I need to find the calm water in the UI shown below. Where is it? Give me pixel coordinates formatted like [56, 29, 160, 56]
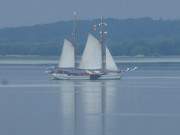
[0, 63, 180, 135]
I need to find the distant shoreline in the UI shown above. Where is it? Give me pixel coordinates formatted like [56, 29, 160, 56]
[1, 55, 180, 64]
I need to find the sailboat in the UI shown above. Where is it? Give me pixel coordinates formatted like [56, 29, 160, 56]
[50, 34, 121, 80]
[49, 17, 122, 80]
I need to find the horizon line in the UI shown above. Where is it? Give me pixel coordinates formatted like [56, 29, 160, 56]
[1, 17, 180, 29]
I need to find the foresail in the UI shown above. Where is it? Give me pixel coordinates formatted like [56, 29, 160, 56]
[106, 47, 118, 71]
[79, 34, 102, 70]
[58, 39, 75, 68]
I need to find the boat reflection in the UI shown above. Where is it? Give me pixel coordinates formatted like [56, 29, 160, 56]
[58, 80, 117, 135]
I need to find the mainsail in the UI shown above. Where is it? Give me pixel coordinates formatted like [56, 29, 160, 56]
[58, 39, 75, 68]
[79, 34, 118, 71]
[79, 34, 102, 70]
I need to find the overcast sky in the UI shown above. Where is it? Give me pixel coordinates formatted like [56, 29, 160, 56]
[0, 0, 180, 28]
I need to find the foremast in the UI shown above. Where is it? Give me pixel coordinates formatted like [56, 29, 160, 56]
[72, 11, 78, 68]
[99, 17, 108, 71]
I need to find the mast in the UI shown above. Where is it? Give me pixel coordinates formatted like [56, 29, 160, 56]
[72, 11, 78, 68]
[99, 17, 108, 71]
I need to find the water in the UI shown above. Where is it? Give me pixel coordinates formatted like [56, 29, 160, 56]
[0, 63, 180, 135]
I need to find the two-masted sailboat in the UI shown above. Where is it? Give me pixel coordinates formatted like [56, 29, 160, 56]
[48, 16, 122, 80]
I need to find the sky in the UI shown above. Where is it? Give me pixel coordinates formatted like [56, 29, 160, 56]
[0, 0, 180, 28]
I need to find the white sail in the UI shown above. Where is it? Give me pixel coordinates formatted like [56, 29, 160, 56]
[58, 39, 75, 68]
[79, 34, 118, 71]
[79, 34, 102, 70]
[106, 47, 118, 71]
